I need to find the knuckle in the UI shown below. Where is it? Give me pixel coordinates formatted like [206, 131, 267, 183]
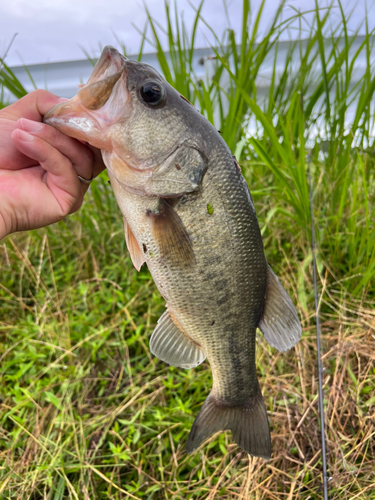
[49, 125, 63, 145]
[34, 89, 52, 100]
[37, 139, 56, 164]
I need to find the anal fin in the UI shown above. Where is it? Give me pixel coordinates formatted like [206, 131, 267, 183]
[258, 265, 302, 351]
[150, 308, 206, 369]
[123, 217, 145, 271]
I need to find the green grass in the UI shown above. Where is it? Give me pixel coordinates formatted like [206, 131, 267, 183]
[1, 1, 375, 498]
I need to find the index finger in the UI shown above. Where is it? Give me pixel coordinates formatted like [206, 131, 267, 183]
[0, 90, 67, 123]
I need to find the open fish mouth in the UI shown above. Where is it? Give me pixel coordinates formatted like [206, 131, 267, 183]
[43, 46, 129, 149]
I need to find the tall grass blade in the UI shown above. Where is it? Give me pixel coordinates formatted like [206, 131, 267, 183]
[0, 60, 28, 100]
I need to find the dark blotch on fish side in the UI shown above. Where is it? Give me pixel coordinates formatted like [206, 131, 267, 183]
[203, 255, 222, 266]
[200, 271, 216, 282]
[228, 334, 244, 380]
[216, 295, 229, 306]
[143, 244, 147, 253]
[175, 163, 181, 170]
[214, 279, 228, 291]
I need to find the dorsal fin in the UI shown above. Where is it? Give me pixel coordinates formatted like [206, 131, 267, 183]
[258, 265, 302, 351]
[150, 308, 206, 369]
[123, 217, 145, 271]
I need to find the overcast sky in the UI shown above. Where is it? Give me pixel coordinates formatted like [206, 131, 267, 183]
[0, 0, 373, 67]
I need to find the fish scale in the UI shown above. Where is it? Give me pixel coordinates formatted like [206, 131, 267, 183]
[44, 45, 302, 459]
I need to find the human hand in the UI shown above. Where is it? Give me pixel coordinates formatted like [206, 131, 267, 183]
[0, 89, 105, 240]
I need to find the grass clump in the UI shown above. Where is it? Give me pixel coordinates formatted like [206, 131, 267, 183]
[1, 0, 375, 498]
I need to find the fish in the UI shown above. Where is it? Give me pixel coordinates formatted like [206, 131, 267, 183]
[44, 45, 302, 460]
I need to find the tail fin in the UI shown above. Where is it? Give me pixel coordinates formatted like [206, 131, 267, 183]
[186, 381, 271, 460]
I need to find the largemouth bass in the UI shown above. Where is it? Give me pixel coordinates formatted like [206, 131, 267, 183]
[44, 46, 302, 459]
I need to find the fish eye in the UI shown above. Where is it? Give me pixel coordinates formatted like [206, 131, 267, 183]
[140, 81, 164, 106]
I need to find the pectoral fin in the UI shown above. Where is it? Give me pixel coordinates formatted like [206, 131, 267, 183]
[123, 217, 145, 271]
[147, 198, 195, 266]
[258, 265, 302, 351]
[150, 308, 206, 369]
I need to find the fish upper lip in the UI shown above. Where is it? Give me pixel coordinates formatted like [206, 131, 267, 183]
[44, 46, 127, 123]
[43, 46, 129, 146]
[85, 45, 127, 86]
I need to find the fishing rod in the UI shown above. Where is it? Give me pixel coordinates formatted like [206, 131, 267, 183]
[307, 157, 328, 500]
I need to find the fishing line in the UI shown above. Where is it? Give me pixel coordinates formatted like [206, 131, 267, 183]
[307, 159, 328, 500]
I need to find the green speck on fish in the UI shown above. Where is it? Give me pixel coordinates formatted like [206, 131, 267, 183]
[207, 203, 214, 215]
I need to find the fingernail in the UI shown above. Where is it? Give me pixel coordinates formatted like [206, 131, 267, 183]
[58, 97, 69, 102]
[16, 129, 35, 142]
[20, 118, 43, 133]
